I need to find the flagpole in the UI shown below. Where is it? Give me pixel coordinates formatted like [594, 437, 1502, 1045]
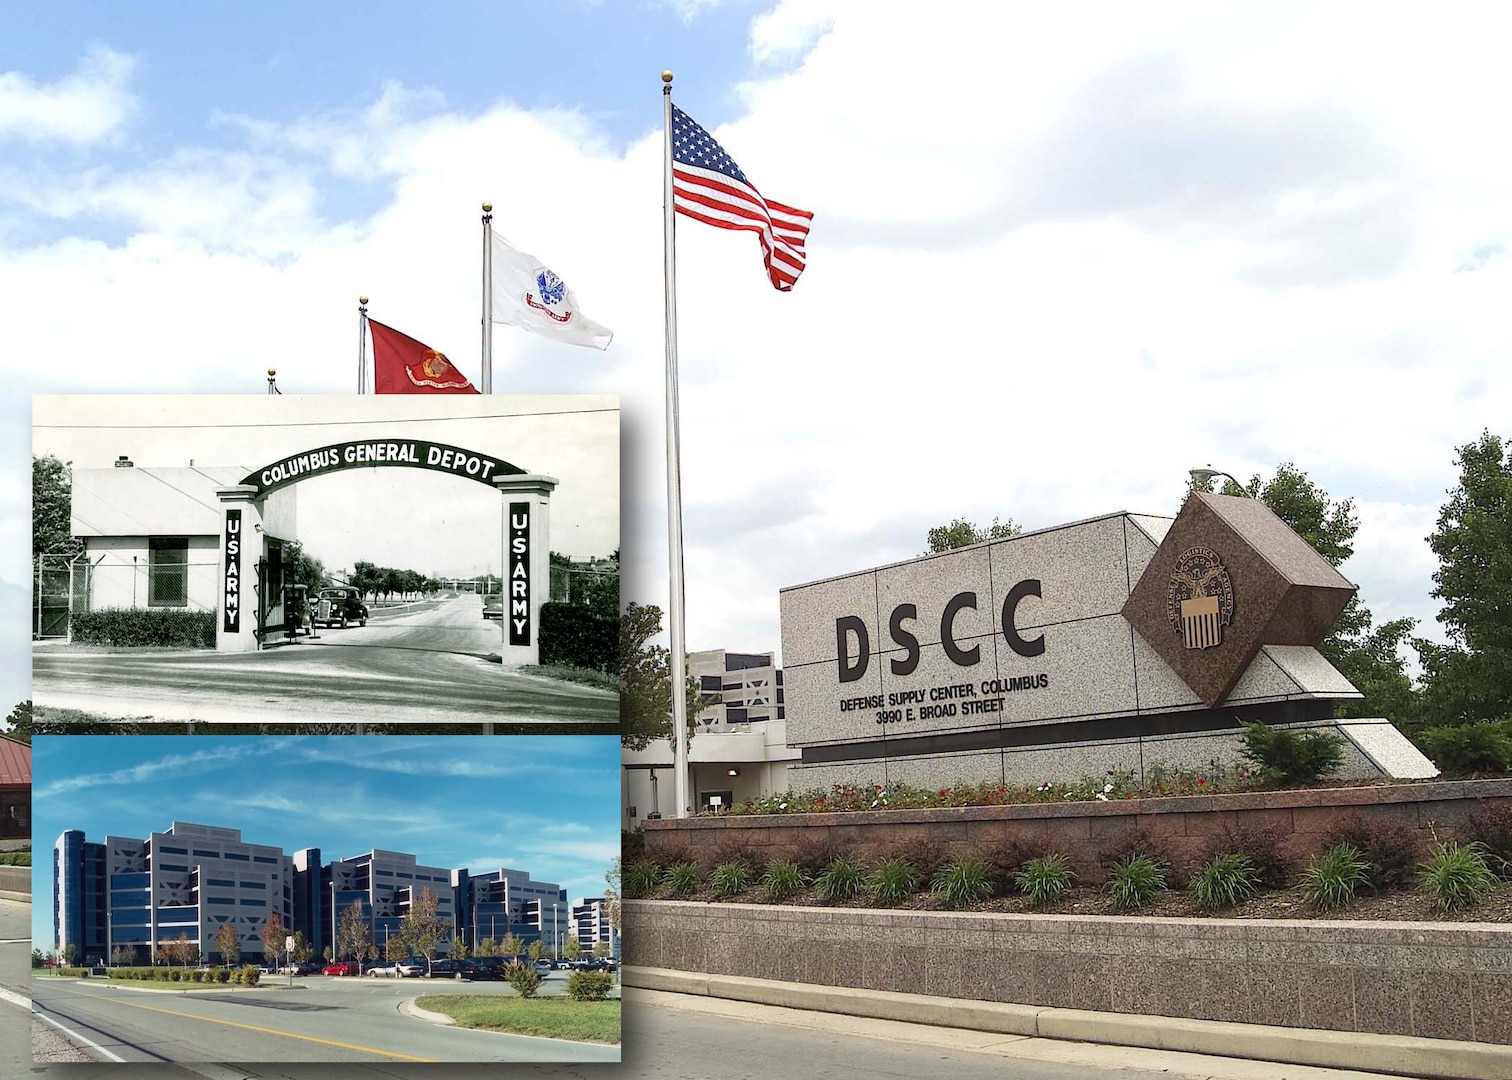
[662, 70, 691, 820]
[357, 296, 369, 393]
[482, 202, 494, 394]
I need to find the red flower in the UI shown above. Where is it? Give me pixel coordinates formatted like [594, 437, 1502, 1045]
[1196, 778, 1207, 787]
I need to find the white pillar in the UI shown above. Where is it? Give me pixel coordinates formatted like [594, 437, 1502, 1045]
[215, 486, 265, 653]
[492, 474, 558, 666]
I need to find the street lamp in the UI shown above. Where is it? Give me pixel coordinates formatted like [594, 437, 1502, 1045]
[1189, 466, 1249, 496]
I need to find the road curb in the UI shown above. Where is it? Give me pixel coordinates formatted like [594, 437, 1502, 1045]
[0, 889, 30, 902]
[400, 997, 456, 1025]
[622, 966, 1512, 1080]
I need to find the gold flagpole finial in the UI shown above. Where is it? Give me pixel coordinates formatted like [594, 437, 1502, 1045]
[662, 70, 674, 85]
[482, 202, 492, 213]
[358, 295, 368, 307]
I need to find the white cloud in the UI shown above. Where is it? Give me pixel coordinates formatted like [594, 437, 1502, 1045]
[748, 0, 834, 64]
[0, 45, 137, 145]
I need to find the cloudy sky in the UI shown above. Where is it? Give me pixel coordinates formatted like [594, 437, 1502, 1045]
[30, 734, 621, 950]
[6, 2, 1511, 712]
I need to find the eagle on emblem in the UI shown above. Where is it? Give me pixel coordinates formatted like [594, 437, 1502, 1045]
[535, 269, 567, 306]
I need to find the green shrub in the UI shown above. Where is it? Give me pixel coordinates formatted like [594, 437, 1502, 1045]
[1237, 722, 1346, 784]
[1300, 843, 1369, 910]
[1206, 823, 1292, 889]
[0, 852, 32, 866]
[931, 857, 995, 909]
[537, 603, 617, 671]
[216, 968, 231, 983]
[623, 859, 661, 898]
[709, 860, 754, 897]
[1104, 854, 1166, 910]
[1418, 721, 1512, 776]
[1418, 842, 1500, 911]
[760, 858, 807, 900]
[70, 608, 217, 648]
[661, 861, 701, 897]
[1192, 853, 1260, 910]
[241, 965, 262, 986]
[1318, 813, 1421, 891]
[566, 969, 614, 1001]
[867, 857, 921, 907]
[1016, 854, 1075, 906]
[504, 959, 542, 998]
[169, 968, 182, 981]
[813, 855, 867, 902]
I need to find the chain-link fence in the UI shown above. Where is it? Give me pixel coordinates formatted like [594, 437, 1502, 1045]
[34, 551, 90, 639]
[548, 565, 618, 605]
[35, 553, 223, 639]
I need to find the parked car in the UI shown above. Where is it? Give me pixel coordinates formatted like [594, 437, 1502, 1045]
[458, 959, 503, 982]
[322, 962, 357, 976]
[532, 959, 554, 974]
[482, 593, 503, 620]
[423, 959, 464, 978]
[365, 962, 400, 977]
[314, 587, 368, 629]
[394, 961, 424, 978]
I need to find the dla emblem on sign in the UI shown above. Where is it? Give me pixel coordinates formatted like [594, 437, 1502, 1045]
[525, 267, 574, 324]
[1166, 547, 1235, 650]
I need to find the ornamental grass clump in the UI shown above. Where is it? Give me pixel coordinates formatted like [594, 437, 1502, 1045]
[708, 860, 754, 897]
[661, 861, 701, 898]
[1418, 841, 1500, 912]
[1016, 854, 1075, 907]
[813, 855, 867, 902]
[1299, 843, 1369, 911]
[623, 859, 661, 899]
[931, 857, 994, 909]
[1191, 853, 1260, 910]
[1103, 854, 1166, 911]
[760, 858, 807, 901]
[867, 857, 921, 907]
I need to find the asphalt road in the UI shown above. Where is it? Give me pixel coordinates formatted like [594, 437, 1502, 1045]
[29, 970, 620, 1063]
[1, 898, 36, 1077]
[32, 596, 616, 731]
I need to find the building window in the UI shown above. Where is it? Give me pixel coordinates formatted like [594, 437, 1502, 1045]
[148, 537, 189, 608]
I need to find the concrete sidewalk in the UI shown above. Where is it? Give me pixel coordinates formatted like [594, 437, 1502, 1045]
[623, 966, 1512, 1080]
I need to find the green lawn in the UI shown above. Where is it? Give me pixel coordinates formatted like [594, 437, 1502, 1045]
[413, 995, 620, 1044]
[518, 664, 617, 691]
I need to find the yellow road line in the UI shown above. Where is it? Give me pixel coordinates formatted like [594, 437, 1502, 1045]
[43, 986, 438, 1062]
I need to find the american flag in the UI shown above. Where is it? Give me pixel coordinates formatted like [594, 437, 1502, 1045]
[671, 104, 813, 291]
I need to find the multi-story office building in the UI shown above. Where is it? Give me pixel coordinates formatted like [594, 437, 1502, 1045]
[622, 648, 802, 822]
[570, 896, 615, 955]
[308, 849, 456, 960]
[452, 867, 567, 952]
[55, 821, 293, 967]
[55, 824, 569, 966]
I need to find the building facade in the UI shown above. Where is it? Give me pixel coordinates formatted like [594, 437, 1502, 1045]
[570, 896, 616, 954]
[452, 867, 568, 952]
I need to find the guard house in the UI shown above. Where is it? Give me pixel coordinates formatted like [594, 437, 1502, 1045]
[68, 459, 299, 641]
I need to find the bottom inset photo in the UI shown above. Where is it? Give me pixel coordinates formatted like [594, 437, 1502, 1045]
[30, 734, 621, 1064]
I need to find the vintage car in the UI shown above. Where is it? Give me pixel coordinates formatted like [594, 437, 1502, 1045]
[314, 587, 368, 629]
[482, 592, 503, 620]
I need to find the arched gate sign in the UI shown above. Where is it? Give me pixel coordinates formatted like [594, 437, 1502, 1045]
[216, 441, 556, 666]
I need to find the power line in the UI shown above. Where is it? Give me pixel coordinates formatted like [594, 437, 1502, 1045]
[35, 406, 619, 431]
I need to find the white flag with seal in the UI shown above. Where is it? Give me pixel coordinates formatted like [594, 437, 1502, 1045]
[490, 234, 613, 350]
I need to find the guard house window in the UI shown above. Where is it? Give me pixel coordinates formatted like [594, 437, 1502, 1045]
[148, 537, 189, 607]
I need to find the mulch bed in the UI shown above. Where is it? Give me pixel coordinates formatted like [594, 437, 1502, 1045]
[649, 882, 1512, 922]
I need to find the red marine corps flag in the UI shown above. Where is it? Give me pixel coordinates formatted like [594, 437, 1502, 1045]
[368, 318, 479, 395]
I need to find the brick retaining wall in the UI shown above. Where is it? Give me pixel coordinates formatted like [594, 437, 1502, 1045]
[624, 899, 1512, 1043]
[641, 778, 1512, 878]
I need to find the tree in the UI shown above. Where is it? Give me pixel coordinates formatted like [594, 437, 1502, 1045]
[923, 516, 1020, 554]
[336, 901, 369, 969]
[527, 939, 544, 962]
[33, 455, 84, 566]
[448, 934, 469, 960]
[61, 943, 79, 968]
[1190, 463, 1418, 728]
[593, 939, 612, 958]
[322, 945, 333, 964]
[215, 923, 240, 966]
[498, 933, 525, 956]
[112, 944, 134, 967]
[476, 936, 498, 957]
[398, 886, 446, 962]
[563, 936, 582, 962]
[260, 912, 286, 970]
[621, 602, 719, 751]
[604, 858, 621, 956]
[3, 701, 30, 744]
[290, 931, 314, 966]
[1415, 431, 1512, 727]
[385, 935, 409, 961]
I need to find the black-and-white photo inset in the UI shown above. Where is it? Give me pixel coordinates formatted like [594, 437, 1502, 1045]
[32, 394, 619, 732]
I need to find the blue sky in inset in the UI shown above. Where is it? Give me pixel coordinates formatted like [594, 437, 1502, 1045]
[30, 734, 620, 950]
